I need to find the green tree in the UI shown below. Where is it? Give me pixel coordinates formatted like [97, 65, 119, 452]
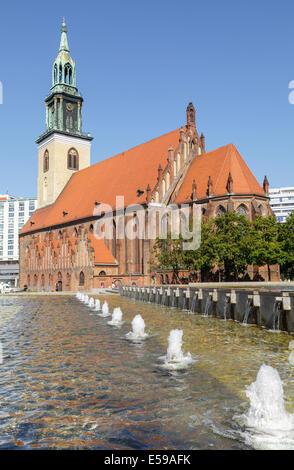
[278, 211, 294, 280]
[184, 218, 218, 281]
[184, 211, 252, 281]
[249, 216, 285, 281]
[211, 211, 252, 280]
[150, 233, 185, 283]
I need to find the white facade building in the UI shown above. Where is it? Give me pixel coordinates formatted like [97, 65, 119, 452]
[0, 194, 37, 286]
[269, 187, 294, 223]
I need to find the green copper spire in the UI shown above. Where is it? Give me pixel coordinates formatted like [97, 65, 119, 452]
[51, 19, 76, 88]
[59, 17, 70, 53]
[37, 19, 93, 144]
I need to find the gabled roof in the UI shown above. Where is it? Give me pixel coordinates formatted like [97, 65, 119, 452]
[21, 128, 181, 234]
[29, 235, 117, 266]
[87, 234, 117, 265]
[175, 144, 264, 203]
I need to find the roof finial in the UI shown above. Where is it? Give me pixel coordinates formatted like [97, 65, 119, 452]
[59, 18, 69, 51]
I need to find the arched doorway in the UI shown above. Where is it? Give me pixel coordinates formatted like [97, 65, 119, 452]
[66, 273, 71, 290]
[79, 271, 85, 287]
[57, 272, 62, 292]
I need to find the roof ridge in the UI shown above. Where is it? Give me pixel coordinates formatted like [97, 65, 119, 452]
[214, 144, 232, 190]
[76, 126, 182, 175]
[231, 145, 260, 190]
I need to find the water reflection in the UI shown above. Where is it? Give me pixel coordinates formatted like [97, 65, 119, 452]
[0, 295, 293, 449]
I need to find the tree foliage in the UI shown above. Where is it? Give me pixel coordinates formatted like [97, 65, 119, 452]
[151, 211, 292, 282]
[279, 211, 294, 280]
[150, 233, 185, 283]
[249, 216, 285, 281]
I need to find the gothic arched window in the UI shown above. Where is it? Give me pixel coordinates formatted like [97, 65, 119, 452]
[79, 271, 85, 286]
[59, 64, 63, 83]
[237, 204, 248, 217]
[64, 63, 72, 85]
[67, 148, 79, 170]
[54, 64, 58, 84]
[216, 206, 226, 218]
[43, 150, 49, 172]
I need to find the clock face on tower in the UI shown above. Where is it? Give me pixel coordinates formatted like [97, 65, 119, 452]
[66, 102, 74, 112]
[63, 101, 78, 132]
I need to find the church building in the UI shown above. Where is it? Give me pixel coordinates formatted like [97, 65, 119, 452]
[19, 21, 275, 291]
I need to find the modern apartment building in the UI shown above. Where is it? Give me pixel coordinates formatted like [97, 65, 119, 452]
[0, 194, 37, 286]
[269, 187, 294, 223]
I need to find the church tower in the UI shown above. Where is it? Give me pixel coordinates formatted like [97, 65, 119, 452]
[36, 19, 93, 208]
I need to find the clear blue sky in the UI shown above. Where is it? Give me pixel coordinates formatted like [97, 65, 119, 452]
[0, 0, 293, 197]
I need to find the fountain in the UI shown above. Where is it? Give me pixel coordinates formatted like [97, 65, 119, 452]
[203, 294, 212, 317]
[108, 307, 124, 326]
[171, 292, 177, 308]
[190, 292, 198, 313]
[126, 314, 148, 340]
[160, 329, 194, 370]
[83, 294, 89, 304]
[98, 301, 111, 317]
[181, 295, 187, 311]
[88, 297, 95, 308]
[288, 341, 294, 365]
[272, 299, 283, 331]
[240, 364, 294, 449]
[243, 298, 253, 325]
[223, 296, 230, 320]
[95, 299, 101, 311]
[155, 290, 160, 304]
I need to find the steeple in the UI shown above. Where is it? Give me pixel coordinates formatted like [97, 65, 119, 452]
[52, 19, 76, 89]
[36, 19, 94, 140]
[59, 18, 69, 53]
[36, 20, 93, 209]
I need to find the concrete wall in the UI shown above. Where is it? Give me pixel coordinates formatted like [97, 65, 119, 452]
[121, 284, 294, 333]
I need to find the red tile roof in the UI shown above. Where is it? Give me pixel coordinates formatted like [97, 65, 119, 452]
[20, 128, 181, 234]
[175, 144, 264, 203]
[87, 234, 117, 265]
[31, 235, 117, 266]
[20, 136, 264, 237]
